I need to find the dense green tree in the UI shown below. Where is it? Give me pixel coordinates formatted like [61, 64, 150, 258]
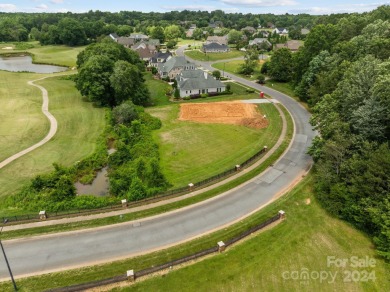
[76, 55, 115, 106]
[77, 40, 139, 67]
[110, 60, 151, 106]
[212, 70, 221, 79]
[268, 48, 293, 82]
[150, 26, 165, 42]
[112, 101, 139, 126]
[57, 17, 87, 46]
[227, 29, 243, 45]
[192, 28, 204, 40]
[164, 24, 181, 41]
[116, 25, 133, 36]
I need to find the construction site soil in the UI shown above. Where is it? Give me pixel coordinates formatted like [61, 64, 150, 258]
[179, 101, 269, 129]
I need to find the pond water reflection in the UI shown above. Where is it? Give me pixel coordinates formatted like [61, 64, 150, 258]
[75, 167, 109, 197]
[0, 55, 68, 73]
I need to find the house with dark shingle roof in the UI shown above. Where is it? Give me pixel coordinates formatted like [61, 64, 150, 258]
[202, 42, 230, 53]
[248, 38, 272, 50]
[272, 28, 289, 35]
[176, 69, 226, 97]
[157, 56, 196, 79]
[131, 42, 158, 61]
[205, 35, 228, 46]
[149, 51, 172, 67]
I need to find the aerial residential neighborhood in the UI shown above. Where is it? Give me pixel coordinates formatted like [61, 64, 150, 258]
[0, 1, 388, 291]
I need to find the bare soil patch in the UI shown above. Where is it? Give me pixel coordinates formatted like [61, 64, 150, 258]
[179, 101, 268, 129]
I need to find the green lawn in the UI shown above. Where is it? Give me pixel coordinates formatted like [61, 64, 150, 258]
[118, 175, 390, 292]
[185, 49, 245, 62]
[147, 99, 282, 188]
[144, 72, 172, 106]
[177, 39, 203, 48]
[213, 59, 263, 80]
[0, 72, 51, 163]
[0, 75, 106, 201]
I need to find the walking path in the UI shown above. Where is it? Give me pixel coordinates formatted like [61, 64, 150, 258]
[0, 77, 57, 170]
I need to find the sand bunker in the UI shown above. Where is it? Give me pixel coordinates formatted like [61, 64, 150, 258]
[179, 101, 268, 129]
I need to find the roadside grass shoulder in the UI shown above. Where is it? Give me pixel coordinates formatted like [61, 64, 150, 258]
[265, 79, 310, 112]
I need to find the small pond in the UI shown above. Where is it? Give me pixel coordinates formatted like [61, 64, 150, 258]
[0, 55, 68, 73]
[75, 167, 109, 197]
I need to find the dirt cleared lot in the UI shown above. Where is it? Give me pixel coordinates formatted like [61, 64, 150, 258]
[179, 101, 268, 129]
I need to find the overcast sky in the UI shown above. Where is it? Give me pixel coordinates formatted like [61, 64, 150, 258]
[0, 0, 389, 15]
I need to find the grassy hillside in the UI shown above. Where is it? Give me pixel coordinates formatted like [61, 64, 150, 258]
[0, 75, 105, 200]
[0, 72, 51, 162]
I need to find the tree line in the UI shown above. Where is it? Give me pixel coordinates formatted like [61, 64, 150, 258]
[0, 10, 329, 44]
[265, 5, 390, 260]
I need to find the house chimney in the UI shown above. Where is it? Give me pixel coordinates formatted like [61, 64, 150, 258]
[204, 72, 208, 79]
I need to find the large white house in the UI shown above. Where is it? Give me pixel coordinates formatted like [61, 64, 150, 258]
[176, 70, 226, 97]
[157, 56, 196, 80]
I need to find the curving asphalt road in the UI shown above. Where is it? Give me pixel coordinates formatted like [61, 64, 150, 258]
[0, 50, 315, 280]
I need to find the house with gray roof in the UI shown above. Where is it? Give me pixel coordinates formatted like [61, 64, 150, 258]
[129, 33, 149, 42]
[202, 42, 230, 53]
[272, 28, 289, 35]
[206, 35, 228, 46]
[176, 69, 226, 97]
[248, 38, 272, 50]
[149, 51, 173, 67]
[157, 56, 196, 80]
[275, 40, 303, 52]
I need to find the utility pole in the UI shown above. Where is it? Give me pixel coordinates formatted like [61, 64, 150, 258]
[0, 219, 17, 291]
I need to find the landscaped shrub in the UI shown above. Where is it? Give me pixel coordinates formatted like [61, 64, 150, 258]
[190, 93, 201, 99]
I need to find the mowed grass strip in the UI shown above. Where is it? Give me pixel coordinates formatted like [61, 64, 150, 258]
[213, 59, 264, 80]
[0, 72, 51, 162]
[184, 49, 245, 61]
[147, 101, 281, 188]
[0, 75, 105, 199]
[144, 73, 171, 106]
[113, 175, 390, 292]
